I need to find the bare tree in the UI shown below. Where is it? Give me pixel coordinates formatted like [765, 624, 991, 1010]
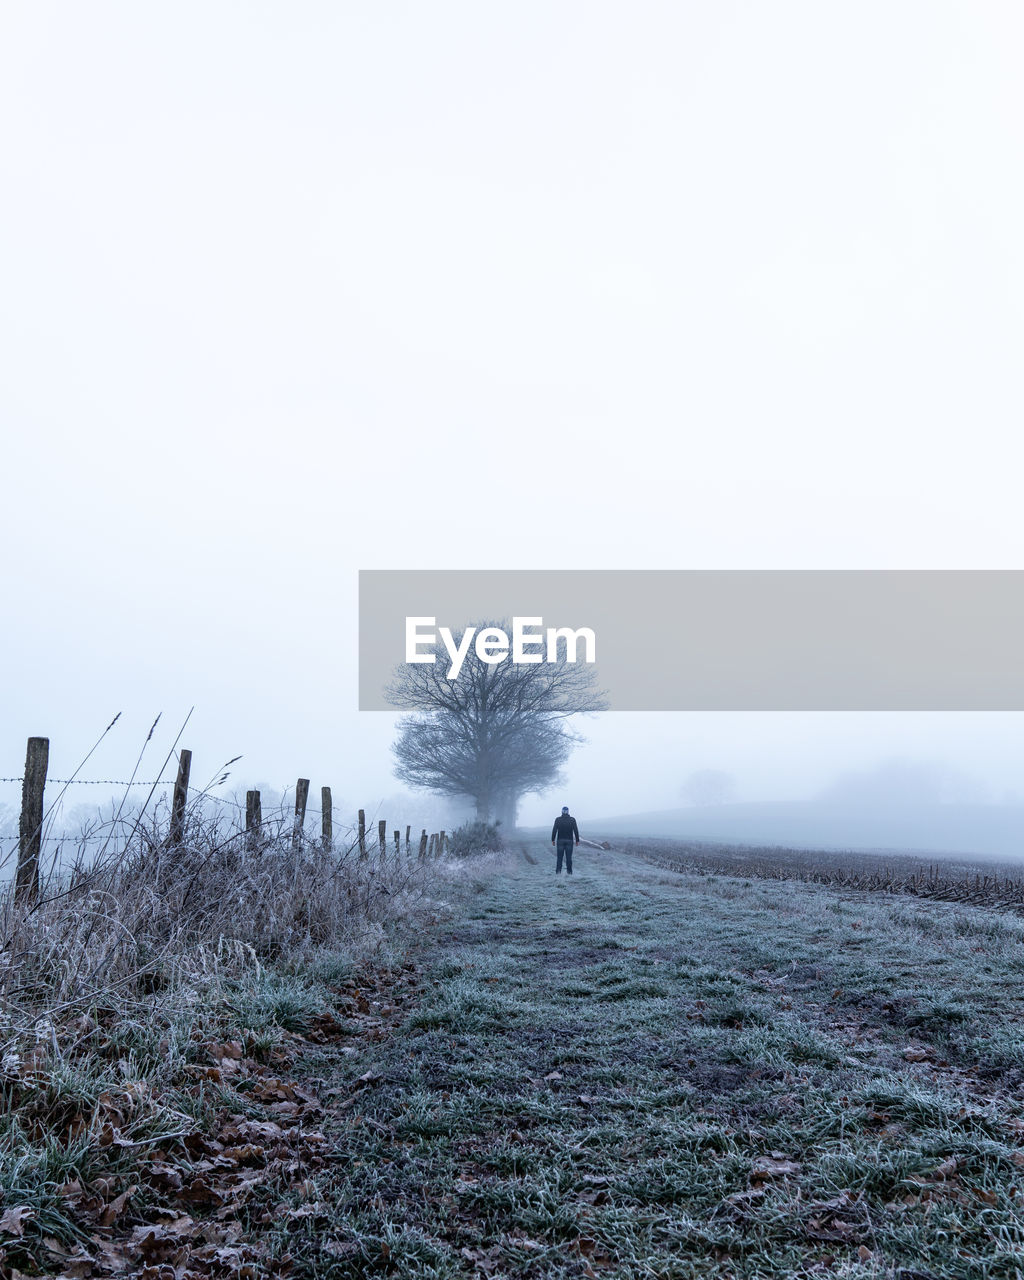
[680, 768, 736, 807]
[387, 621, 607, 826]
[392, 714, 573, 828]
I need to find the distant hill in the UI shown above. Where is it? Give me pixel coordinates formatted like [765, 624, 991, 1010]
[565, 800, 1024, 861]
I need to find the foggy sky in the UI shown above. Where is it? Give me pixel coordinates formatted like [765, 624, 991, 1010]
[2, 4, 1023, 848]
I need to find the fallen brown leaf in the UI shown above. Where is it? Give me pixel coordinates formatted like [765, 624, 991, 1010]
[99, 1184, 137, 1228]
[0, 1205, 35, 1237]
[751, 1155, 801, 1180]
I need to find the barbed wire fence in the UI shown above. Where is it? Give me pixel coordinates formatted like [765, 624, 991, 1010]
[0, 777, 171, 786]
[1, 736, 450, 906]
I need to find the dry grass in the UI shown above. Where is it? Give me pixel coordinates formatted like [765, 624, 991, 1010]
[0, 796, 477, 1275]
[1, 802, 450, 1048]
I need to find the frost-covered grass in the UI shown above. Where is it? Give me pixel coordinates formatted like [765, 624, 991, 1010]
[6, 834, 1024, 1277]
[277, 845, 1024, 1279]
[0, 805, 463, 1275]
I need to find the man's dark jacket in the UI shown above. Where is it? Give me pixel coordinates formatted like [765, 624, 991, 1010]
[551, 813, 580, 843]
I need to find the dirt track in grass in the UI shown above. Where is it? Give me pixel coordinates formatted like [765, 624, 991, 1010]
[275, 844, 1024, 1278]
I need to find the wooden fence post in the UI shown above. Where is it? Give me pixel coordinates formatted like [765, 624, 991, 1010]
[169, 749, 192, 847]
[358, 809, 367, 858]
[405, 824, 411, 849]
[321, 786, 332, 850]
[394, 829, 400, 852]
[245, 789, 262, 849]
[293, 778, 309, 850]
[419, 829, 428, 859]
[15, 736, 48, 906]
[440, 829, 446, 855]
[378, 818, 387, 855]
[428, 833, 436, 857]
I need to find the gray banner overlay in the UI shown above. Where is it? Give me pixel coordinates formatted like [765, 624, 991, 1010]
[359, 571, 1024, 711]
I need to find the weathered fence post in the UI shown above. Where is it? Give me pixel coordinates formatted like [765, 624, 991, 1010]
[245, 789, 262, 849]
[440, 829, 446, 855]
[169, 748, 192, 847]
[358, 809, 367, 858]
[428, 833, 436, 857]
[321, 787, 332, 850]
[293, 778, 309, 851]
[419, 829, 428, 860]
[405, 824, 411, 849]
[394, 829, 400, 852]
[378, 818, 387, 855]
[15, 736, 48, 906]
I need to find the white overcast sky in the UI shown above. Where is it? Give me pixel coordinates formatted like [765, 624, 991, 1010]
[2, 3, 1023, 831]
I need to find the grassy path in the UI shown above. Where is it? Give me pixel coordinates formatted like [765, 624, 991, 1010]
[281, 844, 1024, 1279]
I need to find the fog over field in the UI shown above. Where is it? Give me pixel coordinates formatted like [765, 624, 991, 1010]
[6, 11, 1024, 1275]
[2, 4, 1023, 857]
[586, 802, 1024, 862]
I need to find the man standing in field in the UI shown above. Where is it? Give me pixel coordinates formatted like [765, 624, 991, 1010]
[551, 805, 580, 876]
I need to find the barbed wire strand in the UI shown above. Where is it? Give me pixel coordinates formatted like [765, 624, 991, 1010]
[0, 777, 174, 786]
[0, 782, 343, 817]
